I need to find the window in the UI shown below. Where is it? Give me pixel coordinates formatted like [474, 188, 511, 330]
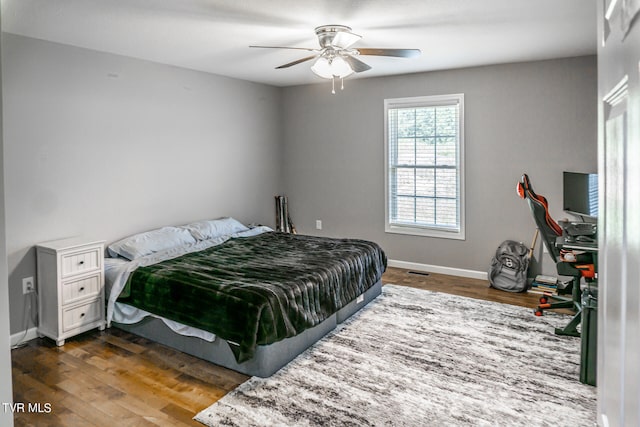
[384, 94, 465, 239]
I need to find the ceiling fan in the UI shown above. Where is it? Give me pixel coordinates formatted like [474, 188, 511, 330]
[250, 25, 421, 93]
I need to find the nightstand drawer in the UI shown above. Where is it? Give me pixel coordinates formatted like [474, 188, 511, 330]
[62, 274, 101, 305]
[61, 247, 101, 278]
[62, 299, 102, 332]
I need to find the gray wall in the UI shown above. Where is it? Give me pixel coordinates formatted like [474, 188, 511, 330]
[0, 14, 16, 427]
[281, 56, 597, 275]
[2, 34, 282, 334]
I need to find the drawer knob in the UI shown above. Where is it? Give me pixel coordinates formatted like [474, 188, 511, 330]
[79, 287, 85, 292]
[79, 261, 85, 265]
[80, 313, 85, 317]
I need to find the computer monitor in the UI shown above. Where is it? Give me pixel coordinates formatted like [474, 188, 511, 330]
[563, 171, 598, 218]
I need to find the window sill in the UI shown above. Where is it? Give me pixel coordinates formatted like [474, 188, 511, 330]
[385, 224, 465, 240]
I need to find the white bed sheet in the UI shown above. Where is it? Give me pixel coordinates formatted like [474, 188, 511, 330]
[104, 226, 273, 340]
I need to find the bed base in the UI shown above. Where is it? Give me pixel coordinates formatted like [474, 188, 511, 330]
[113, 280, 382, 377]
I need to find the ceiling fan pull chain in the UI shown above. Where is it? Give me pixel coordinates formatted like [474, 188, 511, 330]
[332, 76, 336, 94]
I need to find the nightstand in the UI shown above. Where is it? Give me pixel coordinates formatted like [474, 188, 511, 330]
[36, 237, 106, 346]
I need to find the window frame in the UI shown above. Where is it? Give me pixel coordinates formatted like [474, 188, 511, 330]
[384, 94, 465, 240]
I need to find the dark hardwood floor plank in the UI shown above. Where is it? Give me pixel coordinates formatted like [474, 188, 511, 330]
[129, 337, 249, 390]
[55, 412, 101, 427]
[12, 366, 68, 405]
[55, 368, 125, 404]
[115, 397, 197, 427]
[53, 350, 172, 410]
[12, 366, 104, 427]
[160, 402, 210, 427]
[11, 376, 74, 427]
[74, 341, 216, 412]
[97, 332, 148, 354]
[89, 400, 159, 427]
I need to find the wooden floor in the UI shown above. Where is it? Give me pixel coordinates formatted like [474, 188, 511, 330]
[383, 267, 543, 308]
[11, 267, 544, 426]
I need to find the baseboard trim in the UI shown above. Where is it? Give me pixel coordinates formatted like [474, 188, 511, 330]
[10, 327, 38, 348]
[388, 259, 488, 281]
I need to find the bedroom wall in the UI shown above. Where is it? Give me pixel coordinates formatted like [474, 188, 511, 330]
[2, 34, 283, 334]
[1, 19, 17, 426]
[281, 56, 597, 276]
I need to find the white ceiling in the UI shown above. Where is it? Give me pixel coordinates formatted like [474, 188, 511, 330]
[1, 0, 597, 87]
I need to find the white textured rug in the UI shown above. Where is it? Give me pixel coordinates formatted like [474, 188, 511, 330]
[195, 285, 597, 426]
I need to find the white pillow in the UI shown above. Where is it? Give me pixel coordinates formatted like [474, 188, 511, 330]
[183, 217, 249, 241]
[107, 226, 196, 260]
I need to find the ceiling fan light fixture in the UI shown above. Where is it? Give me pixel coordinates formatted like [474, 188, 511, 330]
[311, 55, 354, 79]
[250, 24, 420, 93]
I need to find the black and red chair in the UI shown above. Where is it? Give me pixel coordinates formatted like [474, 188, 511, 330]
[517, 173, 595, 337]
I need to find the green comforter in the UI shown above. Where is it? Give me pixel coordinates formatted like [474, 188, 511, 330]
[118, 232, 387, 362]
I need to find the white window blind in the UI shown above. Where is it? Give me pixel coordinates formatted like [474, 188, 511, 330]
[384, 94, 465, 239]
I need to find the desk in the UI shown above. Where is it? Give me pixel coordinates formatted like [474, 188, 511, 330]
[555, 236, 598, 253]
[555, 235, 598, 386]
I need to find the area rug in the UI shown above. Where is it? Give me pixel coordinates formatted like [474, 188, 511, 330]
[195, 285, 597, 426]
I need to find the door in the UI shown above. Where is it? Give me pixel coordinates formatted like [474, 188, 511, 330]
[597, 0, 640, 425]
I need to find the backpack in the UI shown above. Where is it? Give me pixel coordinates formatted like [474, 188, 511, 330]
[488, 240, 530, 292]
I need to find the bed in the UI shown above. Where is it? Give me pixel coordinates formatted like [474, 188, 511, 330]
[104, 218, 387, 377]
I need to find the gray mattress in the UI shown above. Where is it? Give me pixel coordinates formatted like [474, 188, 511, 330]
[113, 280, 382, 377]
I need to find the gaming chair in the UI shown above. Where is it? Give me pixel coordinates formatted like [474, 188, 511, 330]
[517, 173, 595, 337]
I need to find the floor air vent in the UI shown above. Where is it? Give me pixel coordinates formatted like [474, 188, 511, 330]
[407, 271, 430, 277]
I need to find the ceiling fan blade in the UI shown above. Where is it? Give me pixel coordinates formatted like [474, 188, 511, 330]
[357, 48, 421, 58]
[250, 45, 318, 52]
[275, 55, 318, 69]
[343, 55, 372, 73]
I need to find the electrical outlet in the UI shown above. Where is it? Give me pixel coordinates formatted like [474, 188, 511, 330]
[315, 220, 322, 230]
[22, 277, 35, 294]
